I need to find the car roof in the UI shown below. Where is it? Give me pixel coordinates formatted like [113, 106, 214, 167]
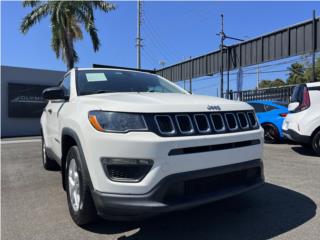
[306, 82, 320, 87]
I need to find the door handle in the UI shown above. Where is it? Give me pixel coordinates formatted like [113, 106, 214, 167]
[48, 109, 52, 114]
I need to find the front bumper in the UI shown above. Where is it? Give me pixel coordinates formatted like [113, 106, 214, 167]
[83, 128, 264, 194]
[283, 129, 310, 144]
[92, 159, 264, 220]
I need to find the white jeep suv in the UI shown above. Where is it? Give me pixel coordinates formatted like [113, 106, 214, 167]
[41, 67, 264, 226]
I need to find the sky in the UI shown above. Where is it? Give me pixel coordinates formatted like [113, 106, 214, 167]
[1, 1, 320, 96]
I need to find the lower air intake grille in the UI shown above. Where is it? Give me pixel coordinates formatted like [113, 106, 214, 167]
[164, 166, 262, 203]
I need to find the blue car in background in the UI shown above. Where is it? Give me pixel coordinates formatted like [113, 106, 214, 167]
[247, 100, 289, 143]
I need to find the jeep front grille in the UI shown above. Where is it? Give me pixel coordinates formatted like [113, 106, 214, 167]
[154, 115, 175, 135]
[224, 113, 238, 131]
[237, 112, 249, 129]
[247, 112, 258, 127]
[147, 111, 259, 137]
[194, 114, 211, 133]
[210, 113, 225, 132]
[176, 115, 194, 134]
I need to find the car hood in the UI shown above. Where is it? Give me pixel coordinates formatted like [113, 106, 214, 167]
[77, 92, 252, 113]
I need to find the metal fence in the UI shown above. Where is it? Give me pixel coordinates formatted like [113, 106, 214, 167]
[156, 16, 319, 82]
[227, 85, 296, 102]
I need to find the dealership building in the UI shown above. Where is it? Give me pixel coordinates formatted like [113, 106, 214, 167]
[1, 66, 65, 137]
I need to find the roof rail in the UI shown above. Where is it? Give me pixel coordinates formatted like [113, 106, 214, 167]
[92, 64, 156, 74]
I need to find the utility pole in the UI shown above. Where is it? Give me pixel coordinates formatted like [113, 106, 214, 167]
[226, 47, 230, 99]
[136, 0, 142, 69]
[217, 14, 244, 98]
[256, 64, 260, 88]
[189, 56, 192, 93]
[312, 9, 316, 82]
[219, 14, 225, 98]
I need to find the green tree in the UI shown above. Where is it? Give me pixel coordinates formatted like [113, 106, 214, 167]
[258, 79, 285, 89]
[258, 80, 272, 88]
[20, 0, 115, 70]
[287, 63, 307, 85]
[304, 57, 320, 82]
[270, 78, 286, 87]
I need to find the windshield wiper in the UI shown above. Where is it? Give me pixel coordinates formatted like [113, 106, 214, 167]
[80, 90, 112, 96]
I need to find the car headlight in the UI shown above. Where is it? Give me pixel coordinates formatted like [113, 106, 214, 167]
[88, 111, 148, 133]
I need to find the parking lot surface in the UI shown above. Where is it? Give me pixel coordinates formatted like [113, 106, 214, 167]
[1, 138, 319, 240]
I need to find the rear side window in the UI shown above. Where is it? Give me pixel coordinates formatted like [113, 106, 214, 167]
[248, 103, 265, 113]
[291, 84, 305, 103]
[264, 105, 277, 112]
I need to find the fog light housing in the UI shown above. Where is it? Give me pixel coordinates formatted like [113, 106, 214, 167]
[101, 158, 153, 182]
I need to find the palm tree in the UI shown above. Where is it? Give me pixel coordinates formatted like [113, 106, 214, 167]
[287, 63, 307, 85]
[20, 1, 115, 70]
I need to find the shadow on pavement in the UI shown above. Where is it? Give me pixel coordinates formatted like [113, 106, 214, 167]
[84, 183, 316, 240]
[291, 146, 317, 157]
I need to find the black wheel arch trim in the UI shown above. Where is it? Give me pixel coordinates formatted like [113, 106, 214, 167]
[311, 126, 320, 139]
[61, 128, 94, 191]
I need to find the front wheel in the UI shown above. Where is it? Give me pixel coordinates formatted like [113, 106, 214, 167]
[262, 124, 279, 144]
[312, 130, 320, 156]
[66, 146, 97, 226]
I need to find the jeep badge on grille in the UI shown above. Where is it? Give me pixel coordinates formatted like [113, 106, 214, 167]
[207, 105, 221, 111]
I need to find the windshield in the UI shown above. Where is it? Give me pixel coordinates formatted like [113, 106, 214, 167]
[77, 70, 186, 95]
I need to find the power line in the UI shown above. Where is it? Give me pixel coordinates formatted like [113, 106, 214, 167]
[143, 8, 183, 61]
[141, 48, 158, 67]
[143, 22, 180, 62]
[142, 25, 176, 63]
[242, 54, 319, 72]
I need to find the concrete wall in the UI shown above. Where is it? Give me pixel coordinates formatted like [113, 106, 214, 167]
[1, 66, 65, 137]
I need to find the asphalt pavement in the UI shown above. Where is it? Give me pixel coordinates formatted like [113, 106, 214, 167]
[1, 139, 319, 240]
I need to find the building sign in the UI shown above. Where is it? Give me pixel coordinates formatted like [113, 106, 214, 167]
[8, 83, 50, 118]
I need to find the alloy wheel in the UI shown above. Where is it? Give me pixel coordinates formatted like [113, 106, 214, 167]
[68, 158, 80, 212]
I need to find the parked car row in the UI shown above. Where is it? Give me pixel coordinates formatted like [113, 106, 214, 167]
[248, 82, 320, 156]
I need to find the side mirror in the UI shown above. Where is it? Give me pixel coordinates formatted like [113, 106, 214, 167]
[288, 102, 299, 112]
[42, 87, 68, 100]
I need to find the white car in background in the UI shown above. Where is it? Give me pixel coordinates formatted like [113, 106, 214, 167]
[41, 67, 264, 226]
[283, 82, 320, 155]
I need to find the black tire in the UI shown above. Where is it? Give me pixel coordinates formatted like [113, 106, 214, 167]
[311, 130, 320, 156]
[42, 136, 60, 170]
[65, 146, 97, 226]
[262, 124, 279, 144]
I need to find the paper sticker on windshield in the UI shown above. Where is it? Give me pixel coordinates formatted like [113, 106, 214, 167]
[85, 73, 107, 82]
